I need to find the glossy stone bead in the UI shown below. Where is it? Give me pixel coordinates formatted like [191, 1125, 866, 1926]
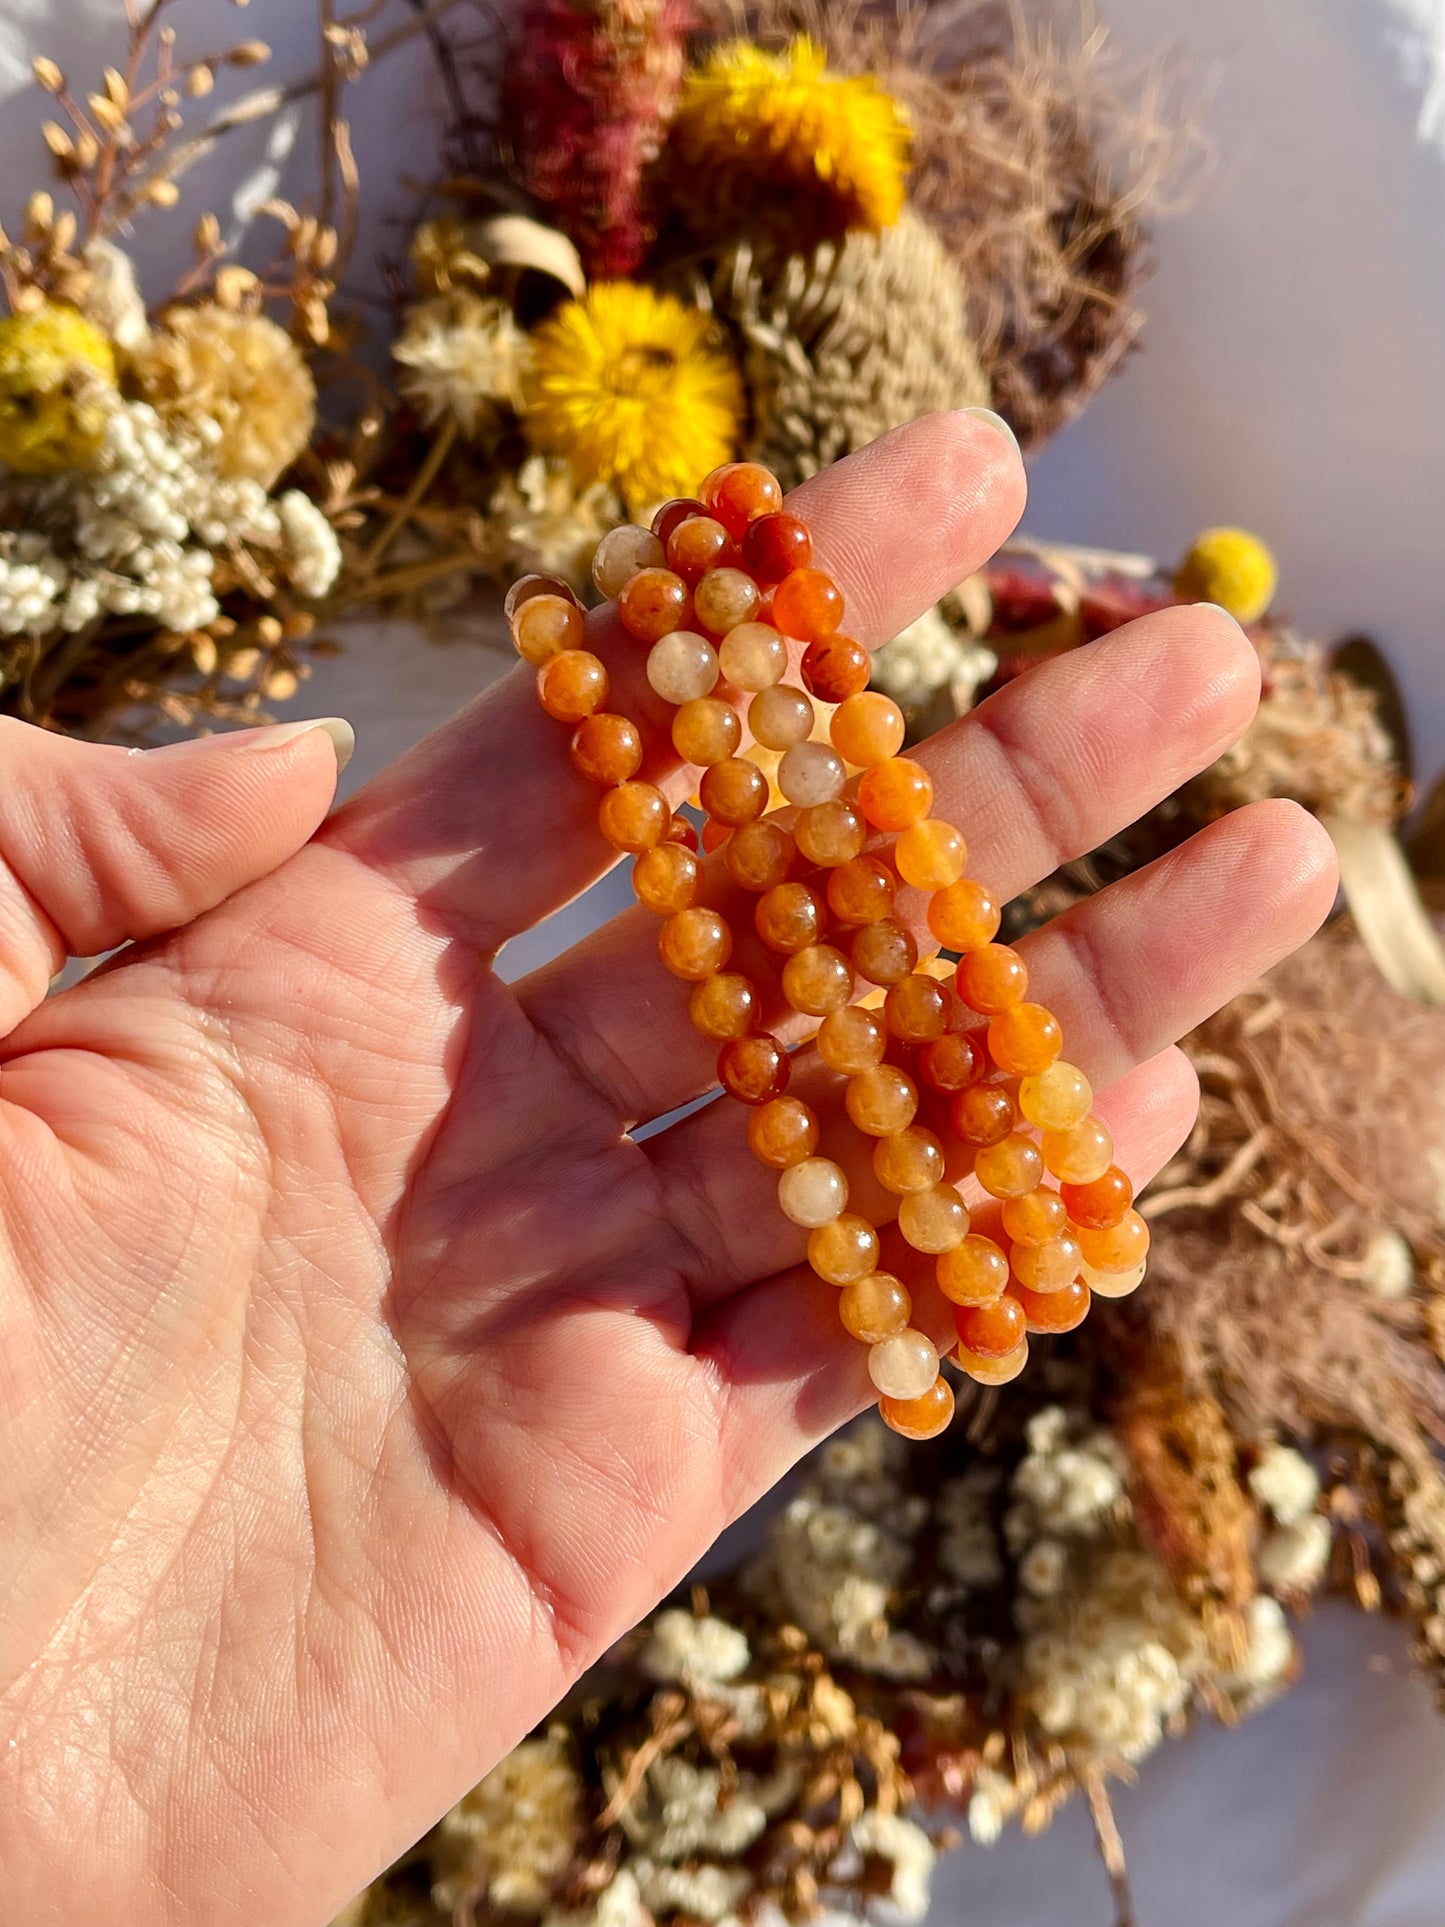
[1042, 1115, 1115, 1185]
[1076, 1209, 1150, 1273]
[598, 781, 668, 851]
[748, 684, 814, 751]
[633, 841, 701, 916]
[777, 1156, 848, 1227]
[808, 1212, 880, 1285]
[693, 567, 761, 635]
[879, 1376, 955, 1439]
[895, 819, 967, 890]
[673, 697, 741, 766]
[773, 567, 845, 642]
[700, 757, 769, 826]
[506, 573, 577, 625]
[898, 1182, 970, 1253]
[666, 812, 700, 850]
[873, 1125, 945, 1195]
[827, 856, 895, 926]
[719, 1032, 789, 1104]
[756, 881, 826, 954]
[919, 1029, 987, 1093]
[618, 567, 691, 642]
[953, 1293, 1027, 1359]
[1001, 1188, 1069, 1247]
[718, 622, 787, 691]
[650, 497, 707, 545]
[1083, 1256, 1148, 1300]
[950, 1083, 1016, 1147]
[800, 632, 869, 701]
[859, 758, 933, 831]
[956, 1337, 1028, 1385]
[689, 972, 757, 1040]
[741, 510, 812, 580]
[988, 1003, 1064, 1078]
[782, 942, 854, 1016]
[665, 515, 734, 583]
[725, 819, 794, 892]
[647, 630, 718, 703]
[747, 1095, 819, 1168]
[1010, 1233, 1083, 1294]
[956, 944, 1028, 1015]
[851, 919, 918, 987]
[794, 799, 867, 867]
[538, 648, 609, 722]
[703, 460, 784, 536]
[974, 1133, 1045, 1200]
[1013, 1278, 1091, 1334]
[660, 906, 732, 981]
[593, 523, 665, 597]
[868, 1328, 940, 1401]
[1018, 1060, 1093, 1132]
[830, 691, 905, 767]
[514, 592, 586, 664]
[816, 1003, 886, 1074]
[840, 1271, 912, 1343]
[1062, 1166, 1134, 1230]
[778, 740, 846, 807]
[701, 819, 730, 854]
[845, 1064, 918, 1137]
[571, 712, 642, 786]
[927, 878, 1001, 951]
[884, 973, 950, 1043]
[937, 1234, 1010, 1306]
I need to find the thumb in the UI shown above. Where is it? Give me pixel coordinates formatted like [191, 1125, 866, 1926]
[0, 715, 352, 1034]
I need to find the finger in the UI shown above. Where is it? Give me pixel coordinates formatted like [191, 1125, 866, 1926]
[647, 798, 1337, 1307]
[516, 601, 1262, 1124]
[0, 716, 348, 1036]
[322, 410, 1026, 952]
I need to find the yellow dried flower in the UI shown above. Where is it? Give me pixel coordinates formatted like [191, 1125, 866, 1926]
[393, 290, 531, 438]
[0, 301, 116, 474]
[131, 304, 316, 487]
[670, 38, 910, 248]
[1173, 527, 1278, 625]
[524, 281, 743, 510]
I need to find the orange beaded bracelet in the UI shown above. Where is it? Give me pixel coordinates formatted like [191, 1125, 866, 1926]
[510, 461, 1147, 1440]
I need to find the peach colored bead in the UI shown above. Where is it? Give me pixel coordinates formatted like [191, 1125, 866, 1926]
[1018, 1060, 1093, 1132]
[1061, 1166, 1133, 1230]
[538, 649, 609, 722]
[950, 1083, 1016, 1147]
[1010, 1234, 1083, 1294]
[858, 757, 933, 832]
[808, 1213, 880, 1285]
[618, 567, 691, 642]
[927, 878, 1000, 951]
[879, 1376, 955, 1439]
[633, 842, 700, 916]
[693, 567, 761, 635]
[781, 943, 854, 1016]
[873, 1126, 945, 1195]
[659, 906, 732, 981]
[800, 632, 869, 701]
[974, 1133, 1045, 1199]
[748, 684, 814, 750]
[794, 799, 866, 867]
[956, 944, 1029, 1014]
[689, 972, 757, 1040]
[700, 757, 769, 826]
[1076, 1209, 1150, 1273]
[840, 1272, 912, 1344]
[1042, 1116, 1115, 1186]
[898, 1182, 970, 1254]
[513, 592, 585, 665]
[845, 1063, 918, 1137]
[725, 819, 794, 892]
[773, 568, 845, 642]
[777, 1156, 848, 1227]
[919, 1029, 986, 1093]
[953, 1294, 1027, 1359]
[826, 856, 895, 926]
[778, 740, 846, 807]
[747, 1095, 818, 1168]
[571, 711, 642, 786]
[1083, 1256, 1148, 1299]
[665, 515, 733, 583]
[718, 622, 787, 690]
[851, 919, 917, 988]
[719, 1033, 789, 1105]
[957, 1337, 1028, 1385]
[592, 523, 664, 597]
[702, 460, 784, 537]
[988, 1003, 1064, 1077]
[756, 881, 826, 954]
[1013, 1278, 1090, 1334]
[647, 630, 718, 703]
[937, 1235, 1010, 1306]
[673, 697, 741, 766]
[868, 1328, 940, 1401]
[598, 782, 667, 851]
[895, 818, 968, 890]
[884, 973, 950, 1043]
[816, 1003, 886, 1074]
[830, 691, 905, 767]
[1001, 1188, 1069, 1247]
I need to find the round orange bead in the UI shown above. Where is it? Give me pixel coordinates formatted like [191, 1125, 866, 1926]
[851, 919, 918, 988]
[538, 648, 609, 721]
[701, 818, 730, 854]
[868, 1328, 941, 1400]
[816, 1003, 886, 1074]
[1061, 1166, 1133, 1230]
[956, 1337, 1028, 1385]
[719, 1033, 789, 1105]
[1010, 1233, 1083, 1294]
[689, 972, 757, 1040]
[666, 812, 699, 851]
[748, 684, 814, 750]
[741, 510, 812, 580]
[633, 841, 700, 915]
[699, 757, 769, 826]
[974, 1133, 1045, 1200]
[800, 632, 869, 701]
[777, 1156, 848, 1227]
[927, 878, 1000, 951]
[808, 1213, 880, 1285]
[956, 944, 1029, 1014]
[872, 1126, 945, 1195]
[773, 567, 844, 642]
[725, 819, 794, 892]
[884, 973, 950, 1043]
[756, 881, 826, 954]
[793, 799, 866, 867]
[1018, 1060, 1093, 1131]
[845, 1064, 918, 1137]
[1000, 1188, 1069, 1247]
[937, 1235, 1010, 1306]
[830, 691, 906, 767]
[507, 572, 577, 625]
[879, 1376, 955, 1439]
[954, 1293, 1027, 1358]
[950, 1083, 1016, 1147]
[841, 1272, 913, 1345]
[702, 461, 784, 537]
[513, 592, 585, 664]
[660, 906, 732, 981]
[898, 1182, 970, 1253]
[987, 1003, 1064, 1077]
[618, 567, 691, 642]
[919, 1029, 987, 1093]
[598, 781, 667, 851]
[666, 515, 734, 583]
[1042, 1115, 1115, 1185]
[747, 1095, 818, 1168]
[593, 525, 666, 596]
[1013, 1278, 1091, 1334]
[781, 943, 854, 1016]
[673, 697, 741, 766]
[894, 818, 967, 890]
[858, 758, 933, 831]
[827, 855, 896, 926]
[1083, 1257, 1147, 1300]
[571, 712, 642, 786]
[1076, 1209, 1151, 1273]
[650, 497, 707, 545]
[694, 567, 762, 636]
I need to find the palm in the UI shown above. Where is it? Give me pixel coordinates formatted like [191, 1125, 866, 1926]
[0, 417, 1338, 1927]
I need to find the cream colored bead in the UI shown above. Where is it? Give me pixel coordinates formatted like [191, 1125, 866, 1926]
[777, 1156, 848, 1227]
[898, 1183, 970, 1253]
[593, 524, 664, 597]
[718, 622, 787, 690]
[868, 1329, 940, 1400]
[1082, 1257, 1147, 1299]
[1042, 1115, 1115, 1184]
[749, 685, 815, 750]
[778, 740, 847, 807]
[647, 630, 718, 703]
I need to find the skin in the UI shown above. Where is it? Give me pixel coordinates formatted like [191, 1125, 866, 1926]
[0, 414, 1338, 1925]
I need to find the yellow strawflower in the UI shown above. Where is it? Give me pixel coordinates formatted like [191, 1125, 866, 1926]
[1174, 527, 1278, 624]
[524, 282, 743, 510]
[670, 38, 910, 246]
[0, 302, 116, 474]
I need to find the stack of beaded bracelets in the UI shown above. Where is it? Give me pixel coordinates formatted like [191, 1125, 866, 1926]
[509, 460, 1148, 1441]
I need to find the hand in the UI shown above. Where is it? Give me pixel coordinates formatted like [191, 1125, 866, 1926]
[0, 414, 1337, 1926]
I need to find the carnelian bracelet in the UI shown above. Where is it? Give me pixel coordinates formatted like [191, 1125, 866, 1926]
[508, 461, 1148, 1439]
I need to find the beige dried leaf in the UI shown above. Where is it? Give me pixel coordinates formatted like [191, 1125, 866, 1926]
[103, 67, 128, 106]
[51, 210, 76, 255]
[215, 264, 259, 307]
[73, 131, 98, 170]
[24, 192, 53, 237]
[229, 41, 272, 67]
[41, 121, 74, 161]
[194, 212, 222, 255]
[147, 180, 181, 208]
[32, 57, 64, 94]
[88, 95, 128, 136]
[186, 64, 216, 98]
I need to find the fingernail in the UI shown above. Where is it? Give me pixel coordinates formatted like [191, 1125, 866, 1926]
[961, 406, 1021, 457]
[257, 717, 356, 772]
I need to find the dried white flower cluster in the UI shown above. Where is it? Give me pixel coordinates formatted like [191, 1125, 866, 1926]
[835, 1811, 937, 1922]
[608, 1752, 800, 1924]
[935, 1465, 1006, 1589]
[871, 605, 997, 709]
[1250, 1442, 1332, 1594]
[640, 1609, 750, 1687]
[492, 454, 624, 593]
[394, 289, 531, 439]
[431, 1731, 583, 1917]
